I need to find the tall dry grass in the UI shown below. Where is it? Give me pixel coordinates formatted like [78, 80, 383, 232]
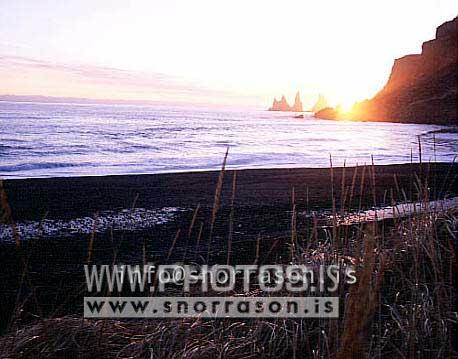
[0, 157, 457, 358]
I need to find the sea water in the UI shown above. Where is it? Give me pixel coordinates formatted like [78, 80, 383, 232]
[1, 101, 457, 178]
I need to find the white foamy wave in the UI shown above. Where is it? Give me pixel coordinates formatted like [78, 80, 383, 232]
[332, 197, 458, 226]
[0, 207, 187, 242]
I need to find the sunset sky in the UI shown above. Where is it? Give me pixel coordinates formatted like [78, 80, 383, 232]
[1, 0, 457, 108]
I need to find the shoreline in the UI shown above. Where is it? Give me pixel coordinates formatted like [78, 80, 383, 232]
[4, 162, 457, 222]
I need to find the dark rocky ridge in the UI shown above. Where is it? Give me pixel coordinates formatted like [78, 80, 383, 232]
[315, 16, 458, 124]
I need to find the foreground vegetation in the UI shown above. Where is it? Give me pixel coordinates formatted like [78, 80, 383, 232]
[0, 158, 457, 358]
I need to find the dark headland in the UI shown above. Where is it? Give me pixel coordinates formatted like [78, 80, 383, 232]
[315, 16, 458, 125]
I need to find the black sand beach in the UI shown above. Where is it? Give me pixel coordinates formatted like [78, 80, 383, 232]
[1, 163, 457, 333]
[4, 162, 457, 221]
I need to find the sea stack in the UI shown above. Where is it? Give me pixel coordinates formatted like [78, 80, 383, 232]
[269, 91, 303, 112]
[269, 95, 291, 111]
[311, 94, 328, 113]
[292, 91, 303, 112]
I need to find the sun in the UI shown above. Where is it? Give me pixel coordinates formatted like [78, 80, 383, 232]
[338, 100, 355, 114]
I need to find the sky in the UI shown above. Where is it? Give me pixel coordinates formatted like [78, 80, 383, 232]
[0, 0, 457, 108]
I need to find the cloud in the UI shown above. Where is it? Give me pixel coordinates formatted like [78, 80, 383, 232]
[0, 55, 260, 105]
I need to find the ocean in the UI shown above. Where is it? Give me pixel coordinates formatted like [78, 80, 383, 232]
[1, 101, 457, 179]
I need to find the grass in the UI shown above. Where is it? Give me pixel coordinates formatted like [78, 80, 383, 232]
[0, 157, 457, 358]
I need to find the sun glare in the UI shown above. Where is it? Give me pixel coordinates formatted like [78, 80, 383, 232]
[336, 101, 355, 116]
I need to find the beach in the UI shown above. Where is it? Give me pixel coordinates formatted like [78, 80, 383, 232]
[5, 162, 456, 221]
[1, 163, 457, 329]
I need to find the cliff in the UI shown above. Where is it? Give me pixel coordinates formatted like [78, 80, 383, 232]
[316, 16, 458, 124]
[269, 91, 303, 112]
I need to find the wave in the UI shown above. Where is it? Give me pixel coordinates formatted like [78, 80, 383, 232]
[0, 207, 186, 242]
[0, 162, 92, 172]
[423, 127, 458, 135]
[1, 103, 458, 179]
[0, 115, 51, 120]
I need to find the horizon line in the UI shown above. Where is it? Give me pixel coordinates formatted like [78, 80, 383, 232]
[0, 94, 263, 110]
